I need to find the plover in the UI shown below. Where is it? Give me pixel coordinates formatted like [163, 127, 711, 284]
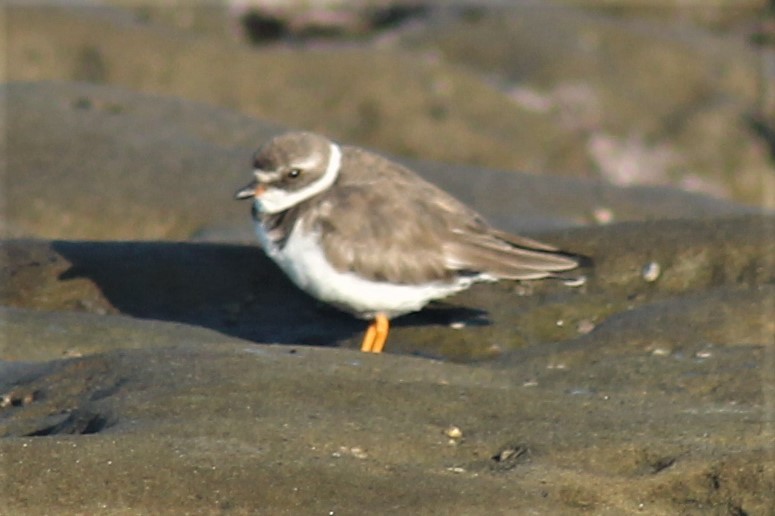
[235, 131, 583, 353]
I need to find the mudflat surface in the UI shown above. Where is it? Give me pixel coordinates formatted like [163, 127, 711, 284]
[2, 216, 773, 513]
[2, 2, 774, 514]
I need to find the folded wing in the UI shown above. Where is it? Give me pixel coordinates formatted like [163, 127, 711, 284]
[314, 152, 580, 284]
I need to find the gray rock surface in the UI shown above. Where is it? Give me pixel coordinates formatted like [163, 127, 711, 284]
[5, 2, 773, 205]
[400, 3, 772, 203]
[2, 338, 771, 514]
[3, 81, 757, 241]
[1, 215, 773, 512]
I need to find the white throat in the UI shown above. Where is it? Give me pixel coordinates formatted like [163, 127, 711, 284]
[256, 143, 342, 214]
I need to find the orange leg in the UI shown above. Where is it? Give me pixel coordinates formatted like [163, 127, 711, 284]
[360, 313, 390, 353]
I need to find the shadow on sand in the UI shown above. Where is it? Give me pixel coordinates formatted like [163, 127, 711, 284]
[51, 241, 488, 349]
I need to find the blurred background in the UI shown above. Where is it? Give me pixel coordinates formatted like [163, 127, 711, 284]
[3, 0, 774, 240]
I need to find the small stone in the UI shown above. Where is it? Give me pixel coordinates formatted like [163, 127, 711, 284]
[0, 390, 37, 408]
[563, 275, 587, 287]
[642, 262, 661, 282]
[592, 206, 614, 224]
[443, 425, 463, 439]
[349, 447, 368, 459]
[335, 446, 367, 459]
[577, 319, 595, 334]
[491, 444, 529, 471]
[495, 448, 517, 462]
[484, 344, 503, 358]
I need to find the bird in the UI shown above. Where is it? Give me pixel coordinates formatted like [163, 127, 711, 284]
[235, 131, 583, 353]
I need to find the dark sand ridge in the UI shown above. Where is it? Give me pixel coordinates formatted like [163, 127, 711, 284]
[1, 81, 773, 510]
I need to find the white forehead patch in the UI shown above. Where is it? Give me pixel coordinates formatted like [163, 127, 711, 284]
[290, 151, 324, 170]
[255, 143, 342, 214]
[254, 170, 275, 182]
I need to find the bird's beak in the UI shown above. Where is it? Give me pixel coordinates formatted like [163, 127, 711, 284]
[234, 181, 266, 200]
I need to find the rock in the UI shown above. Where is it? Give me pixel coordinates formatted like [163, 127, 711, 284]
[3, 81, 756, 240]
[5, 3, 773, 204]
[2, 214, 772, 360]
[402, 3, 773, 204]
[0, 329, 771, 513]
[2, 211, 769, 512]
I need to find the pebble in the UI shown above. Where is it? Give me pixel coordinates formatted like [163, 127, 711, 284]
[443, 425, 463, 439]
[642, 262, 661, 282]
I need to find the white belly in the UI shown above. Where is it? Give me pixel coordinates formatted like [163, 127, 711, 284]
[255, 221, 474, 319]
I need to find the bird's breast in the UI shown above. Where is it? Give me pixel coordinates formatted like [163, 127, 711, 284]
[253, 218, 476, 319]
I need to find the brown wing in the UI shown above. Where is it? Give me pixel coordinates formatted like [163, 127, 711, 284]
[309, 183, 457, 285]
[307, 148, 579, 284]
[442, 228, 579, 280]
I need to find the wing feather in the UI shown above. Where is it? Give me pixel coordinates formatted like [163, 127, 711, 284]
[305, 148, 579, 284]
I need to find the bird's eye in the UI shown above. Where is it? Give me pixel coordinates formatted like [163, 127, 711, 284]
[288, 168, 302, 179]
